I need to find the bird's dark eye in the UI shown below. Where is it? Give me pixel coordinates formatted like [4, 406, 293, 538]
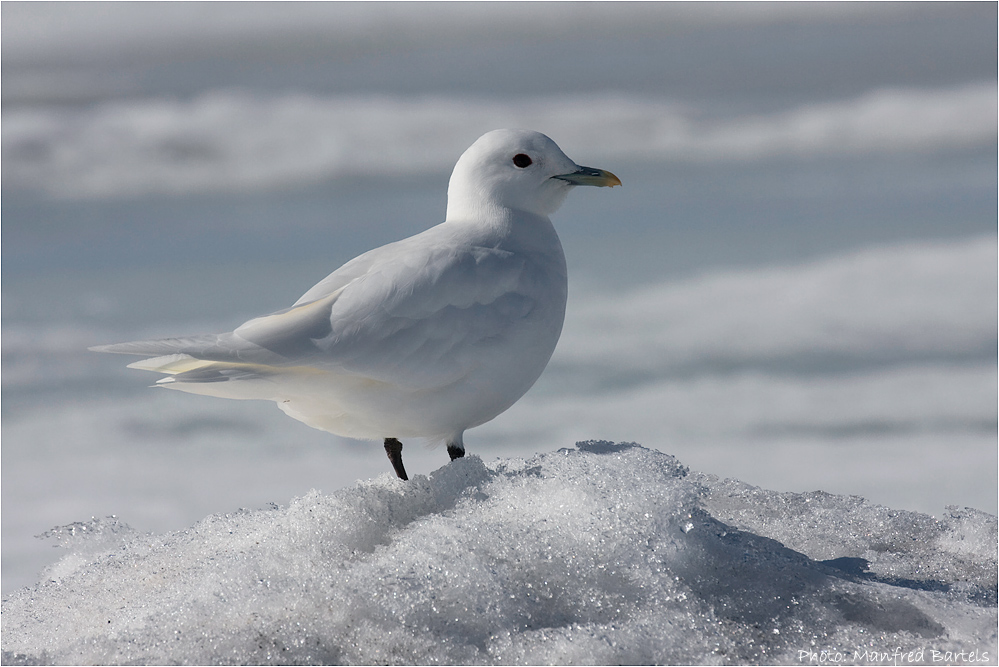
[512, 153, 533, 168]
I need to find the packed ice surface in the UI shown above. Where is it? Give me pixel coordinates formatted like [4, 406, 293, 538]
[2, 443, 995, 665]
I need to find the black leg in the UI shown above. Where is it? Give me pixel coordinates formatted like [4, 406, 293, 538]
[384, 438, 409, 480]
[447, 443, 465, 461]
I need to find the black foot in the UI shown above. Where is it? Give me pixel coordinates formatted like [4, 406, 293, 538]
[384, 438, 409, 480]
[447, 443, 465, 461]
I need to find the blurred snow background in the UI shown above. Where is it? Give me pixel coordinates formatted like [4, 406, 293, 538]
[2, 1, 996, 598]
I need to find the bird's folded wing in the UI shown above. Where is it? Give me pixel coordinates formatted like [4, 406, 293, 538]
[231, 288, 343, 360]
[237, 240, 539, 387]
[94, 234, 546, 389]
[304, 241, 537, 387]
[89, 291, 340, 367]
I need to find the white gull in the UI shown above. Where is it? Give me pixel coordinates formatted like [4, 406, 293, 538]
[92, 129, 621, 479]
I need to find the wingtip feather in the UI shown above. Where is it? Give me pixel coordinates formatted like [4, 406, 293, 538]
[127, 354, 210, 375]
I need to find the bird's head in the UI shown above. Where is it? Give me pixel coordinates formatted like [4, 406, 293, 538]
[445, 129, 620, 222]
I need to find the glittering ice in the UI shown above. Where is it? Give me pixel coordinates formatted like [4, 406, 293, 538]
[2, 442, 995, 665]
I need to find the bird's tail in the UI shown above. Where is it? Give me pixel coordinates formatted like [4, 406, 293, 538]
[90, 335, 282, 399]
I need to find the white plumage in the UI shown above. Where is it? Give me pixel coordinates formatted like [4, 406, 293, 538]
[93, 129, 620, 478]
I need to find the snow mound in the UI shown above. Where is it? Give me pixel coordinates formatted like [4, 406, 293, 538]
[2, 442, 996, 665]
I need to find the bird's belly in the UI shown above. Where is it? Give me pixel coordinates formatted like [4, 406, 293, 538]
[274, 316, 562, 441]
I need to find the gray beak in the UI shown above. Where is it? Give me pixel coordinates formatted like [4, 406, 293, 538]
[552, 165, 622, 187]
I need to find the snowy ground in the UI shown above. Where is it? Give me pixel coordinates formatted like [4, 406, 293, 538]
[2, 442, 995, 666]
